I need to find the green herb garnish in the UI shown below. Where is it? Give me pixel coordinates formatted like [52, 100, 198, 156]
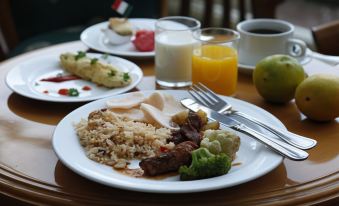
[123, 72, 130, 82]
[101, 53, 109, 59]
[91, 58, 98, 65]
[75, 51, 86, 60]
[68, 88, 79, 96]
[108, 70, 116, 77]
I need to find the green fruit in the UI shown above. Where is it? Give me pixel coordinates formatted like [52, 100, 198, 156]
[295, 74, 339, 121]
[253, 55, 306, 103]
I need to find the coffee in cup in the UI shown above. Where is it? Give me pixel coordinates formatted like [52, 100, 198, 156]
[236, 19, 307, 66]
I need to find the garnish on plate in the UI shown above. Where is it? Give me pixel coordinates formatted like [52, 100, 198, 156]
[75, 51, 86, 60]
[132, 30, 154, 52]
[58, 88, 80, 97]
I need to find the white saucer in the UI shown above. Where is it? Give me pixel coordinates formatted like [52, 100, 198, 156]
[238, 49, 313, 74]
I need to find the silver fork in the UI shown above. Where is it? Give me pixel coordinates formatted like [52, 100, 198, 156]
[188, 83, 317, 150]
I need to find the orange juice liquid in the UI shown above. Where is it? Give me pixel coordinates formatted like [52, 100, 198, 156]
[192, 45, 238, 96]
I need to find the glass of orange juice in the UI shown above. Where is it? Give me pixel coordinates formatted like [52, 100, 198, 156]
[192, 28, 240, 96]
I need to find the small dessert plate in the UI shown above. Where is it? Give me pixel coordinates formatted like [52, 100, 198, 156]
[81, 18, 156, 57]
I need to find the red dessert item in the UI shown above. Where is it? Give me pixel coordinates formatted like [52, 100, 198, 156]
[132, 30, 154, 52]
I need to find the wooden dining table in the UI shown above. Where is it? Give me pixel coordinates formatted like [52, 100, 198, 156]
[0, 41, 338, 205]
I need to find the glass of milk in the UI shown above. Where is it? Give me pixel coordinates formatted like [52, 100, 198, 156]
[155, 16, 201, 87]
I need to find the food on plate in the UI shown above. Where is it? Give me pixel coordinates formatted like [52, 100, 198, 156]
[76, 108, 174, 169]
[295, 74, 339, 121]
[75, 92, 240, 180]
[179, 147, 231, 181]
[108, 18, 133, 36]
[200, 130, 240, 160]
[60, 52, 131, 88]
[253, 54, 306, 103]
[140, 141, 198, 176]
[132, 30, 155, 52]
[170, 110, 207, 145]
[102, 18, 133, 45]
[58, 88, 80, 97]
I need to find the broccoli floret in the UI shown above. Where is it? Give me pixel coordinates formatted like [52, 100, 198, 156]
[179, 148, 231, 181]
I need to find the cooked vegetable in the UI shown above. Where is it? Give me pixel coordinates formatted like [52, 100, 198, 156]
[60, 52, 131, 88]
[202, 121, 220, 131]
[200, 130, 240, 160]
[172, 110, 189, 126]
[196, 109, 208, 125]
[179, 148, 231, 180]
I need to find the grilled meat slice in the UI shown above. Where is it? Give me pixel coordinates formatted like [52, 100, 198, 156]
[169, 111, 203, 145]
[139, 141, 198, 176]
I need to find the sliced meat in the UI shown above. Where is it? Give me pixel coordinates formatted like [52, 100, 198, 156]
[139, 141, 198, 176]
[180, 124, 201, 145]
[187, 111, 203, 130]
[169, 111, 203, 145]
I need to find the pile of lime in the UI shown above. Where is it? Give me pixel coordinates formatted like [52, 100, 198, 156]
[253, 54, 339, 121]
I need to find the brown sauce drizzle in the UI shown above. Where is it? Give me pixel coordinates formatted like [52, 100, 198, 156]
[232, 162, 242, 166]
[115, 168, 178, 180]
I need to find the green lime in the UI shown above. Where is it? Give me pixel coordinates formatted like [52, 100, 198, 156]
[253, 55, 306, 103]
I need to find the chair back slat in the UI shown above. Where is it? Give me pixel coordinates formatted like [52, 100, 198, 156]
[312, 20, 339, 55]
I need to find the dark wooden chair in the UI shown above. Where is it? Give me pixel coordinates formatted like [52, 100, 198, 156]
[312, 20, 339, 55]
[178, 0, 245, 28]
[178, 0, 284, 28]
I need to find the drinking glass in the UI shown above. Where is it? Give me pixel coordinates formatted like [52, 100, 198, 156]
[155, 16, 201, 87]
[192, 28, 240, 96]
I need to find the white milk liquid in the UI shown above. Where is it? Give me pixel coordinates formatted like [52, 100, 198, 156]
[155, 31, 197, 85]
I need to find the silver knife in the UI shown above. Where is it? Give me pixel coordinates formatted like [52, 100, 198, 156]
[181, 98, 309, 161]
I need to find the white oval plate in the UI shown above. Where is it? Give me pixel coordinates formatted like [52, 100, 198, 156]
[239, 48, 313, 74]
[52, 90, 284, 193]
[81, 18, 156, 57]
[5, 53, 143, 102]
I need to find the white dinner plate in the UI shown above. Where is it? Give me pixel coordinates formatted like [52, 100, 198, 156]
[238, 48, 313, 74]
[81, 18, 156, 57]
[5, 53, 143, 102]
[52, 90, 284, 193]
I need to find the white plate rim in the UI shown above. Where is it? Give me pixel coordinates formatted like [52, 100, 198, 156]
[80, 18, 156, 57]
[52, 90, 284, 193]
[5, 53, 143, 103]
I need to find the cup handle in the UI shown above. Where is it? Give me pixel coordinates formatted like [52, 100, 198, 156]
[286, 38, 307, 58]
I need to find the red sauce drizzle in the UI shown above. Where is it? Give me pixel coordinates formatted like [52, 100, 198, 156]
[41, 75, 80, 82]
[82, 85, 92, 91]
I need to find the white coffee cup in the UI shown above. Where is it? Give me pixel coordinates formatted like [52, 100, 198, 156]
[236, 19, 307, 66]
